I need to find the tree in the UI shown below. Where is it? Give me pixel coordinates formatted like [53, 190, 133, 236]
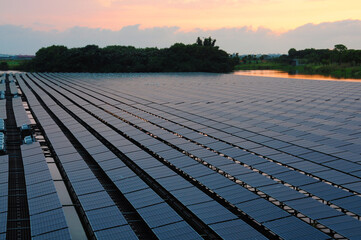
[196, 37, 203, 46]
[25, 41, 236, 73]
[203, 37, 216, 47]
[260, 55, 268, 61]
[333, 44, 348, 64]
[196, 37, 217, 47]
[334, 44, 347, 52]
[0, 62, 8, 71]
[288, 48, 297, 58]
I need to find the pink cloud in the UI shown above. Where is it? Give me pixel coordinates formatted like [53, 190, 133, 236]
[1, 20, 360, 55]
[1, 0, 359, 31]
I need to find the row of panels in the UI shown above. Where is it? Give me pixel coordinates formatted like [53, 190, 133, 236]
[0, 74, 71, 239]
[0, 155, 8, 239]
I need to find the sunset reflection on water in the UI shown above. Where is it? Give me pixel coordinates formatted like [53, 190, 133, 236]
[234, 70, 361, 82]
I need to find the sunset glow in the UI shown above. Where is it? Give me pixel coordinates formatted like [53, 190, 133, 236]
[1, 0, 360, 32]
[1, 0, 360, 54]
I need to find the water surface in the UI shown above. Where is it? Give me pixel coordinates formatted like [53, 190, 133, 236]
[234, 70, 361, 82]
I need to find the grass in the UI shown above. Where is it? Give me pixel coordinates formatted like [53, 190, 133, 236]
[0, 59, 30, 70]
[235, 62, 361, 79]
[6, 60, 23, 67]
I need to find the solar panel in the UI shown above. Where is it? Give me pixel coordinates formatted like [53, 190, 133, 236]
[94, 225, 138, 240]
[86, 205, 128, 231]
[12, 97, 31, 127]
[30, 208, 70, 238]
[285, 197, 343, 220]
[114, 176, 149, 194]
[32, 228, 71, 240]
[124, 188, 164, 209]
[71, 178, 104, 196]
[26, 180, 57, 199]
[0, 212, 7, 235]
[131, 157, 164, 170]
[187, 200, 236, 224]
[152, 221, 202, 240]
[155, 175, 193, 191]
[28, 193, 62, 216]
[318, 215, 361, 239]
[64, 168, 96, 183]
[136, 202, 183, 228]
[0, 100, 6, 119]
[210, 219, 267, 240]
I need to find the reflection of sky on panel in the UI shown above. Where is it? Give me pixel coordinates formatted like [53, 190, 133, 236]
[234, 70, 361, 82]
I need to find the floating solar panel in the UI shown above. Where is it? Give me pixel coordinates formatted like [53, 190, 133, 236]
[0, 101, 6, 119]
[12, 97, 31, 127]
[9, 82, 19, 96]
[94, 225, 138, 240]
[86, 205, 128, 231]
[30, 208, 70, 238]
[209, 219, 267, 240]
[152, 221, 203, 240]
[0, 212, 7, 236]
[0, 83, 5, 92]
[0, 155, 8, 237]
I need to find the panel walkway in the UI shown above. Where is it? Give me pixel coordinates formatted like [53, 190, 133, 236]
[5, 74, 31, 239]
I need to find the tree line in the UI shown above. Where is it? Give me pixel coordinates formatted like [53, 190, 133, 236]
[283, 44, 361, 65]
[23, 37, 238, 73]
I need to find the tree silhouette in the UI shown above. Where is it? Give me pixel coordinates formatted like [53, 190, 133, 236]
[196, 37, 203, 46]
[0, 62, 8, 71]
[334, 44, 347, 52]
[196, 37, 216, 47]
[24, 40, 237, 73]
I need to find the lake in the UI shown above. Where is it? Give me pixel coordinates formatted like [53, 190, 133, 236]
[234, 69, 361, 82]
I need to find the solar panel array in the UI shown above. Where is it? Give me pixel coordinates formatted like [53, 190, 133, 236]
[2, 72, 361, 239]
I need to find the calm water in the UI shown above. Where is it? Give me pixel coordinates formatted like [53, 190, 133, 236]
[234, 70, 361, 82]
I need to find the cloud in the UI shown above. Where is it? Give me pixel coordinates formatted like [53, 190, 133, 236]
[0, 20, 360, 55]
[279, 20, 361, 50]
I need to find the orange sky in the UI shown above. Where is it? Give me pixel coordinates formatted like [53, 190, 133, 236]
[1, 0, 360, 32]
